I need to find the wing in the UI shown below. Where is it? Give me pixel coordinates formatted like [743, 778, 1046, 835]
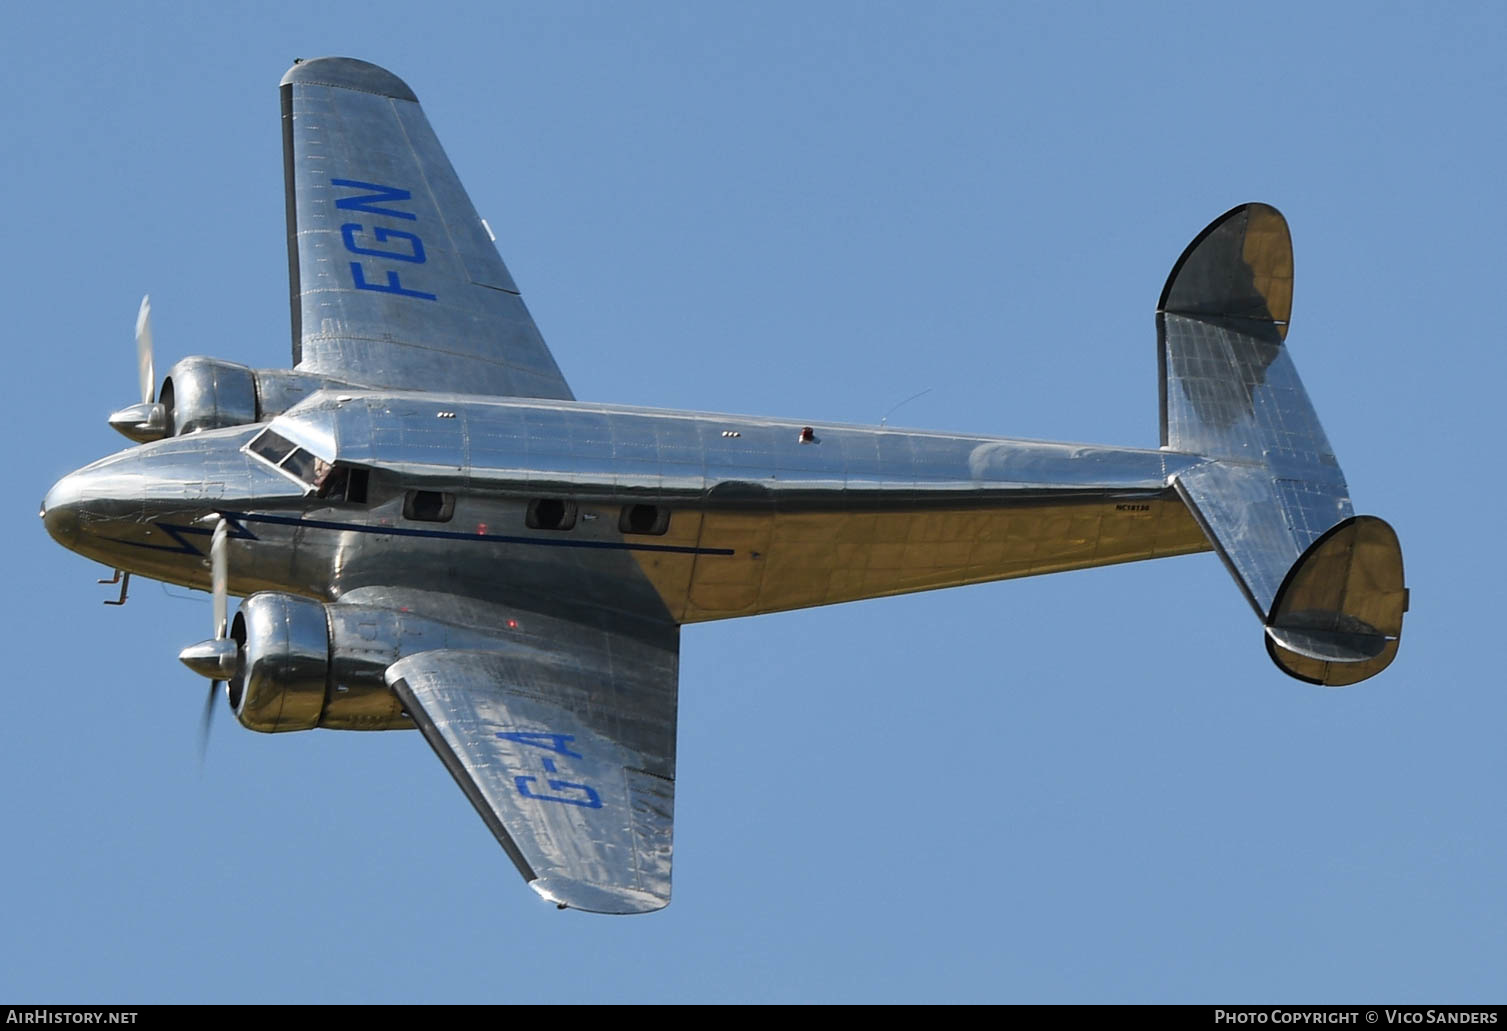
[280, 57, 574, 400]
[383, 605, 678, 914]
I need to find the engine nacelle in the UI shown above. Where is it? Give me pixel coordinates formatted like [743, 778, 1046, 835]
[164, 358, 347, 436]
[111, 358, 354, 441]
[161, 357, 257, 435]
[228, 593, 412, 733]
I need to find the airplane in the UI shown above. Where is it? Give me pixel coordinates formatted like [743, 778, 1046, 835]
[40, 57, 1407, 915]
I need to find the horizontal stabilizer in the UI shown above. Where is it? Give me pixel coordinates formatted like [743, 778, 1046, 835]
[1173, 461, 1351, 620]
[1159, 204, 1406, 686]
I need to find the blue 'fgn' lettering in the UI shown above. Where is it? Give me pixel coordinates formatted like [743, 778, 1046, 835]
[331, 179, 418, 220]
[331, 178, 436, 301]
[498, 731, 603, 808]
[341, 223, 426, 262]
[348, 262, 437, 301]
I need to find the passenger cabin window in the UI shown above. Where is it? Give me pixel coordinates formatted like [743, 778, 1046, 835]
[620, 504, 670, 536]
[404, 490, 454, 523]
[526, 499, 577, 531]
[317, 466, 370, 505]
[244, 428, 331, 491]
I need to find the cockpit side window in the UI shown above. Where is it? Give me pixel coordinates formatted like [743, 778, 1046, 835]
[281, 447, 318, 484]
[317, 466, 370, 504]
[248, 429, 296, 466]
[244, 427, 333, 491]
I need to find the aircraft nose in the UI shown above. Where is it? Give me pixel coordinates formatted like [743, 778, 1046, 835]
[41, 470, 88, 546]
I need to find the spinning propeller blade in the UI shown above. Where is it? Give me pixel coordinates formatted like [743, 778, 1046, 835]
[135, 295, 155, 406]
[110, 296, 169, 442]
[178, 518, 237, 761]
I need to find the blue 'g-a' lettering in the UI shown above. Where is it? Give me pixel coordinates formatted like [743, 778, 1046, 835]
[499, 732, 601, 807]
[514, 776, 603, 809]
[331, 179, 418, 220]
[496, 732, 584, 758]
[341, 223, 426, 262]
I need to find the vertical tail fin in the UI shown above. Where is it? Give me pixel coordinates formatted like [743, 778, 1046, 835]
[1159, 204, 1406, 685]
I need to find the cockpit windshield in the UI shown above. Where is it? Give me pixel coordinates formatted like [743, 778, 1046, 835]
[244, 428, 332, 490]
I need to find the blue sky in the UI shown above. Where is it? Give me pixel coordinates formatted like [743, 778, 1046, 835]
[3, 1, 1502, 1003]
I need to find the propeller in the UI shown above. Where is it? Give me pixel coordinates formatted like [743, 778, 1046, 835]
[108, 294, 170, 442]
[197, 676, 219, 766]
[178, 518, 237, 760]
[136, 295, 155, 407]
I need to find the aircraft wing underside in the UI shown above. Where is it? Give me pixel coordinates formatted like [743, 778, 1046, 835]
[280, 57, 575, 400]
[376, 593, 679, 914]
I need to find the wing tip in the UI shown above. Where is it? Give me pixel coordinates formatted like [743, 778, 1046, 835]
[530, 877, 670, 916]
[281, 57, 418, 103]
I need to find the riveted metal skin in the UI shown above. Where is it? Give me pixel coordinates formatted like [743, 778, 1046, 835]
[227, 589, 561, 732]
[280, 59, 572, 400]
[157, 358, 357, 438]
[41, 391, 1218, 620]
[254, 367, 357, 423]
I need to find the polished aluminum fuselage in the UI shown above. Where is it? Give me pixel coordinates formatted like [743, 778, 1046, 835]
[44, 389, 1212, 631]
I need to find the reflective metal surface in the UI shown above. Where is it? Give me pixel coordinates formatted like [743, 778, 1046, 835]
[265, 390, 1214, 621]
[1264, 516, 1406, 686]
[231, 593, 330, 733]
[281, 58, 575, 400]
[1156, 203, 1405, 683]
[107, 402, 168, 444]
[386, 594, 678, 914]
[39, 61, 1407, 914]
[162, 357, 259, 435]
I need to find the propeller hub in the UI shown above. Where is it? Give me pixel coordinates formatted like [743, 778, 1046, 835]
[108, 401, 169, 443]
[179, 639, 238, 680]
